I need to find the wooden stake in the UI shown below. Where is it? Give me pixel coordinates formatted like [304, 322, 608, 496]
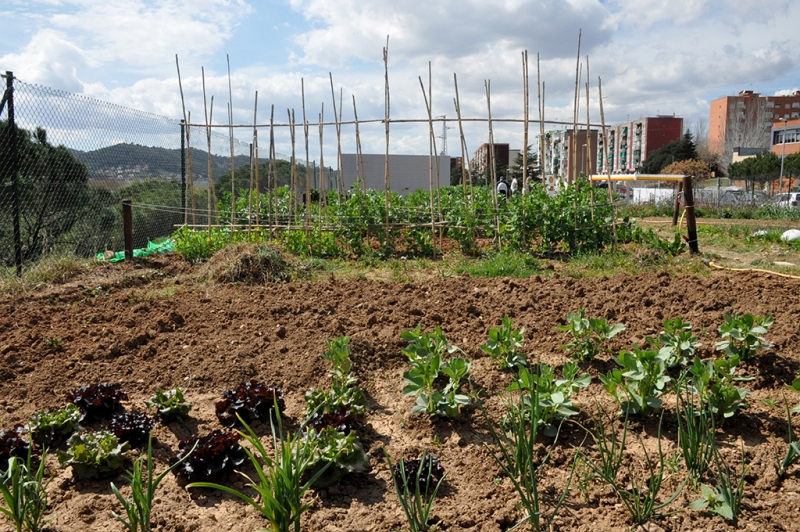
[329, 73, 343, 203]
[418, 66, 438, 260]
[319, 103, 326, 223]
[352, 95, 366, 191]
[598, 76, 618, 250]
[571, 30, 582, 184]
[253, 91, 259, 227]
[201, 67, 216, 232]
[537, 55, 545, 182]
[288, 108, 297, 224]
[227, 55, 236, 227]
[269, 105, 277, 231]
[485, 79, 500, 247]
[453, 73, 471, 208]
[301, 79, 311, 228]
[174, 55, 195, 226]
[522, 50, 529, 193]
[383, 36, 391, 234]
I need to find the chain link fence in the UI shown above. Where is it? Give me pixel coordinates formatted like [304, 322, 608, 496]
[0, 72, 257, 276]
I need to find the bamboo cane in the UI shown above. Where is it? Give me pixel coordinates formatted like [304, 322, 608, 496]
[301, 79, 311, 229]
[174, 55, 195, 226]
[598, 76, 618, 249]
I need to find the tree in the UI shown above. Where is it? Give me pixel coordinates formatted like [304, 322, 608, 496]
[661, 159, 711, 180]
[0, 121, 96, 265]
[727, 151, 781, 193]
[507, 146, 541, 184]
[714, 98, 773, 176]
[641, 132, 699, 174]
[215, 159, 308, 201]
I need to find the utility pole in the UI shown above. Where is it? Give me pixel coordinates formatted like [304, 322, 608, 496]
[436, 115, 452, 156]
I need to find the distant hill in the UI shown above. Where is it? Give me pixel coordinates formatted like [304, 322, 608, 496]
[70, 143, 277, 185]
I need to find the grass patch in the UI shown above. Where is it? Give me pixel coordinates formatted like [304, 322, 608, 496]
[0, 253, 89, 294]
[455, 250, 543, 278]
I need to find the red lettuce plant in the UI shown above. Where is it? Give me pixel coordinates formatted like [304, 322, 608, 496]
[172, 430, 246, 481]
[215, 381, 285, 427]
[108, 413, 156, 447]
[67, 383, 128, 420]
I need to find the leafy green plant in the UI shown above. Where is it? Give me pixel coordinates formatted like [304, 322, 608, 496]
[675, 384, 715, 488]
[649, 317, 701, 367]
[110, 436, 197, 532]
[685, 356, 751, 423]
[57, 431, 130, 479]
[787, 378, 800, 414]
[556, 308, 626, 362]
[507, 362, 591, 436]
[144, 388, 192, 421]
[584, 412, 684, 525]
[689, 442, 747, 523]
[44, 337, 62, 351]
[600, 347, 672, 415]
[27, 403, 82, 446]
[0, 448, 50, 532]
[385, 452, 446, 532]
[715, 311, 774, 362]
[480, 384, 576, 531]
[400, 327, 471, 418]
[304, 336, 365, 417]
[480, 316, 527, 369]
[301, 427, 370, 487]
[188, 410, 334, 532]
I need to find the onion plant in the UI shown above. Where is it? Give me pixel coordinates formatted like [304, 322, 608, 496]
[584, 411, 684, 525]
[675, 385, 715, 488]
[384, 451, 445, 532]
[480, 383, 575, 531]
[188, 407, 332, 532]
[111, 435, 197, 532]
[0, 447, 50, 532]
[778, 392, 800, 479]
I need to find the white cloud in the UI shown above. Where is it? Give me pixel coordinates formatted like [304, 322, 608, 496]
[0, 29, 89, 91]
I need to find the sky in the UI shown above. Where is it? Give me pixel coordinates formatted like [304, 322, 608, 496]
[1, 0, 799, 161]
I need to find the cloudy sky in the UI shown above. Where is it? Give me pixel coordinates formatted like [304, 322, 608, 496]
[1, 0, 799, 159]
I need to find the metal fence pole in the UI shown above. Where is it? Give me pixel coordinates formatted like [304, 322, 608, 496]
[123, 199, 133, 260]
[180, 119, 186, 225]
[5, 71, 22, 276]
[682, 175, 699, 254]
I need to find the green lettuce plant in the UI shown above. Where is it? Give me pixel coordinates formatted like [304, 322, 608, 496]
[144, 388, 192, 421]
[58, 431, 130, 479]
[27, 403, 82, 446]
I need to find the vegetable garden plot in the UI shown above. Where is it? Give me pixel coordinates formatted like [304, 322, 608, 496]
[1, 254, 800, 531]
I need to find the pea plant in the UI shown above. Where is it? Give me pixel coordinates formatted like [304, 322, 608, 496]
[507, 362, 591, 436]
[648, 317, 701, 368]
[556, 308, 626, 362]
[400, 327, 472, 419]
[600, 347, 672, 415]
[715, 311, 773, 362]
[480, 316, 527, 369]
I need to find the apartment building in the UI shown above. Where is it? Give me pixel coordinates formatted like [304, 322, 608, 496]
[596, 116, 684, 174]
[709, 90, 800, 155]
[540, 129, 598, 183]
[470, 143, 510, 177]
[771, 117, 800, 157]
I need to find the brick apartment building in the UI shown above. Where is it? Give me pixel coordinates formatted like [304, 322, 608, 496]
[709, 90, 800, 155]
[470, 143, 510, 177]
[772, 117, 800, 157]
[596, 116, 684, 174]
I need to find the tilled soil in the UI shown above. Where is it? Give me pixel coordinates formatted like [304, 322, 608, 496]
[1, 253, 800, 531]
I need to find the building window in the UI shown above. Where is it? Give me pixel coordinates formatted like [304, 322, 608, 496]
[775, 103, 782, 108]
[766, 101, 775, 108]
[793, 102, 800, 108]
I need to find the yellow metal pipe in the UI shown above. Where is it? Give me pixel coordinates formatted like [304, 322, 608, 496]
[589, 174, 685, 182]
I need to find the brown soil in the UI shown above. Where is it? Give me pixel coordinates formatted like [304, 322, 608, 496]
[2, 252, 800, 532]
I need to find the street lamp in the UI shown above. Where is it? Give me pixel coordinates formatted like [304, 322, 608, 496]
[779, 118, 788, 204]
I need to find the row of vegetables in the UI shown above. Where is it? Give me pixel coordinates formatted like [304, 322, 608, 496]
[1, 309, 798, 532]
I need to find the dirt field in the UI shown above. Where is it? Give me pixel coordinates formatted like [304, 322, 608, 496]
[1, 252, 800, 532]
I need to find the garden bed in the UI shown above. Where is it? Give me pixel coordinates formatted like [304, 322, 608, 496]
[1, 252, 799, 531]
